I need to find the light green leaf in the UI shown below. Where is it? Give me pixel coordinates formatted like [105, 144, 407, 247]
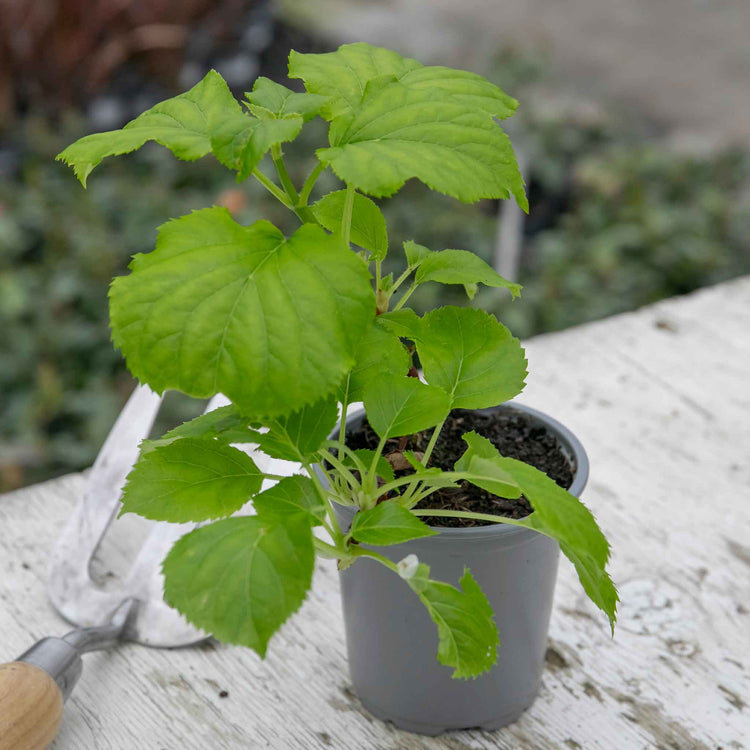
[317, 80, 527, 206]
[415, 248, 521, 299]
[163, 515, 314, 657]
[161, 405, 258, 444]
[403, 240, 433, 268]
[256, 397, 339, 462]
[289, 43, 421, 119]
[375, 309, 423, 341]
[253, 475, 326, 524]
[338, 322, 411, 404]
[120, 438, 263, 522]
[406, 565, 499, 679]
[502, 457, 619, 631]
[211, 111, 303, 181]
[454, 432, 521, 498]
[245, 77, 328, 121]
[341, 449, 395, 483]
[350, 501, 437, 545]
[417, 306, 527, 409]
[110, 209, 374, 417]
[57, 70, 240, 186]
[312, 190, 388, 259]
[363, 374, 450, 439]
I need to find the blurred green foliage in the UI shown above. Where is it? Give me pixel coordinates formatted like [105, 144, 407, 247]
[2, 79, 749, 491]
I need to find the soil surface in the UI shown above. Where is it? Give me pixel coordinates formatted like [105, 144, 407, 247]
[345, 407, 574, 528]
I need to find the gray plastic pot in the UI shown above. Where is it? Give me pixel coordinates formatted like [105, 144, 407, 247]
[330, 402, 588, 735]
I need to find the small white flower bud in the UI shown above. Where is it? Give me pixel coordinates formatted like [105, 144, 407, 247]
[397, 554, 419, 580]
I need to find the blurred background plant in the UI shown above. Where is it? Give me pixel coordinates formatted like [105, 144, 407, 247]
[1, 1, 748, 491]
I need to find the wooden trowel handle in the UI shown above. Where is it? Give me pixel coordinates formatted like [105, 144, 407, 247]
[0, 662, 63, 750]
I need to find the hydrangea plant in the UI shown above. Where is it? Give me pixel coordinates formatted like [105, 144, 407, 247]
[58, 43, 617, 679]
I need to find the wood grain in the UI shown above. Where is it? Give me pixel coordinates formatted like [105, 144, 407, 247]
[0, 662, 63, 749]
[0, 277, 748, 748]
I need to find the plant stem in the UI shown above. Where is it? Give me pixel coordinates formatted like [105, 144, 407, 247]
[317, 449, 360, 490]
[298, 161, 326, 206]
[412, 509, 526, 527]
[352, 547, 400, 574]
[302, 459, 345, 542]
[341, 183, 355, 246]
[388, 266, 415, 298]
[393, 281, 418, 311]
[365, 434, 389, 501]
[252, 168, 293, 208]
[422, 417, 447, 467]
[271, 143, 300, 204]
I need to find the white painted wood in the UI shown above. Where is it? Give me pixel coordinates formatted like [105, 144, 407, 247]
[1, 278, 749, 749]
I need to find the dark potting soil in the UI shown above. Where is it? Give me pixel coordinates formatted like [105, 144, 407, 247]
[345, 408, 574, 528]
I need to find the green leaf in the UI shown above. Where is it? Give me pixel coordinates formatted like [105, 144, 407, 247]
[403, 240, 433, 268]
[161, 405, 258, 444]
[350, 501, 437, 545]
[256, 397, 339, 463]
[120, 438, 263, 522]
[317, 79, 527, 206]
[341, 449, 395, 483]
[454, 432, 521, 498]
[417, 307, 527, 409]
[363, 374, 450, 439]
[110, 209, 374, 417]
[245, 77, 328, 121]
[253, 475, 326, 524]
[415, 248, 521, 299]
[57, 70, 240, 186]
[338, 322, 411, 404]
[312, 190, 388, 259]
[289, 43, 422, 119]
[501, 457, 619, 631]
[376, 309, 423, 341]
[406, 565, 499, 679]
[163, 515, 314, 656]
[211, 111, 303, 181]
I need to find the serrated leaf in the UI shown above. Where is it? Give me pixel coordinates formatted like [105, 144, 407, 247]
[406, 565, 499, 679]
[501, 457, 619, 631]
[256, 397, 339, 462]
[163, 515, 314, 656]
[375, 309, 423, 341]
[162, 405, 258, 444]
[363, 374, 450, 439]
[341, 449, 395, 483]
[57, 70, 240, 186]
[417, 306, 527, 409]
[312, 190, 388, 259]
[253, 475, 326, 524]
[403, 240, 433, 268]
[415, 248, 521, 299]
[110, 209, 374, 416]
[338, 322, 411, 404]
[317, 80, 527, 207]
[211, 111, 303, 181]
[350, 501, 437, 545]
[245, 77, 328, 121]
[120, 438, 263, 522]
[454, 432, 521, 498]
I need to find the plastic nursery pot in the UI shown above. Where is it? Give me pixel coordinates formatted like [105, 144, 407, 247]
[330, 402, 589, 736]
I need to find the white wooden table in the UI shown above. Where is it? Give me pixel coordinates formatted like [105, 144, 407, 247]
[2, 278, 748, 749]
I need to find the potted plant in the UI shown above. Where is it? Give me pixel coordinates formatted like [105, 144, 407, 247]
[57, 42, 617, 735]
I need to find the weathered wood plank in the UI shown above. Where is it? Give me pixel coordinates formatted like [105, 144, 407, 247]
[1, 277, 748, 748]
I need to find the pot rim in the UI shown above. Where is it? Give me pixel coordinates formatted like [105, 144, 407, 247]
[334, 400, 589, 540]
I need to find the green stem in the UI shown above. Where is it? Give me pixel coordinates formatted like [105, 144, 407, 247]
[314, 537, 346, 559]
[412, 509, 526, 527]
[302, 459, 345, 542]
[393, 281, 419, 311]
[252, 168, 293, 208]
[364, 434, 389, 501]
[341, 183, 355, 246]
[321, 440, 368, 475]
[352, 547, 400, 573]
[388, 266, 415, 297]
[271, 143, 300, 204]
[317, 449, 360, 490]
[421, 418, 447, 467]
[374, 472, 435, 499]
[298, 161, 326, 206]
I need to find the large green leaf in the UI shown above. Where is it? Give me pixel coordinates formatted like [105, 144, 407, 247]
[417, 306, 527, 409]
[349, 501, 437, 545]
[161, 405, 258, 444]
[406, 564, 499, 679]
[338, 322, 411, 404]
[211, 111, 303, 181]
[57, 70, 240, 186]
[256, 397, 338, 462]
[453, 432, 521, 498]
[415, 248, 521, 299]
[375, 309, 423, 341]
[253, 475, 326, 525]
[312, 190, 388, 259]
[163, 515, 314, 656]
[245, 77, 328, 121]
[120, 438, 263, 522]
[110, 209, 374, 416]
[363, 374, 450, 439]
[317, 79, 527, 206]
